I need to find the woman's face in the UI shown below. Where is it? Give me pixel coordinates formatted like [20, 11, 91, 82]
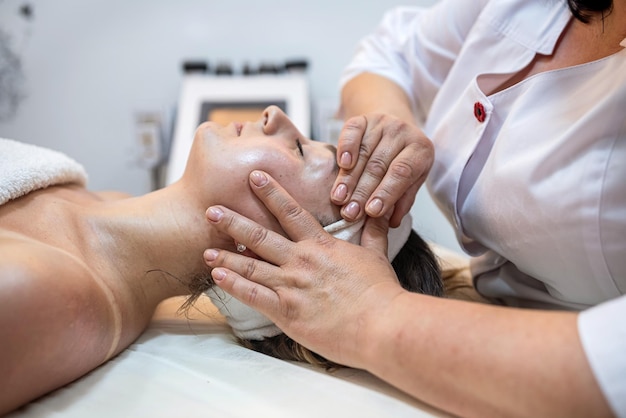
[185, 106, 340, 235]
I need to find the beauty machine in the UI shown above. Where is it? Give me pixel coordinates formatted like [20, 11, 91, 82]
[165, 72, 311, 185]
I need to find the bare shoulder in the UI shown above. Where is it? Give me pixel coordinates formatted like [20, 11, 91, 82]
[0, 229, 115, 415]
[0, 231, 51, 277]
[0, 229, 94, 293]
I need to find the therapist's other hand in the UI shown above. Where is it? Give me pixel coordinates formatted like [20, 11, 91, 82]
[204, 170, 404, 368]
[331, 113, 433, 227]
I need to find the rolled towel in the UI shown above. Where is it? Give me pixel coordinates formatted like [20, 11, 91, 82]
[324, 213, 412, 262]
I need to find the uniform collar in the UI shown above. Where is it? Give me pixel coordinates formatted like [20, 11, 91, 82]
[485, 0, 571, 55]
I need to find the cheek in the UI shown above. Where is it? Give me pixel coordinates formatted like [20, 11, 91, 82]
[261, 156, 296, 180]
[212, 148, 270, 192]
[213, 142, 268, 168]
[246, 201, 285, 237]
[216, 172, 286, 237]
[282, 172, 336, 217]
[307, 170, 335, 199]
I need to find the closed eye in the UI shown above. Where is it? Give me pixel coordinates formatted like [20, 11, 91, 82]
[295, 138, 304, 157]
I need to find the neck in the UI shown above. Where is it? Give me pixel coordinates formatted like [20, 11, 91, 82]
[582, 0, 626, 51]
[82, 181, 226, 302]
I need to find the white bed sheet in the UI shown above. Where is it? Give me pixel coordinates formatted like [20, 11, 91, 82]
[9, 296, 448, 418]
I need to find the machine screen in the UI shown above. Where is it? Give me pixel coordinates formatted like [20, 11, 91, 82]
[200, 101, 287, 125]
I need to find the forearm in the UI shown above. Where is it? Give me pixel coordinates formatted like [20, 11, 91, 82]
[340, 72, 417, 124]
[362, 294, 611, 417]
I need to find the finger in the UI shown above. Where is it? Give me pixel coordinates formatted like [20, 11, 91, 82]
[210, 266, 281, 319]
[339, 131, 408, 221]
[389, 183, 419, 228]
[362, 143, 429, 219]
[331, 165, 360, 206]
[331, 116, 368, 206]
[336, 115, 367, 170]
[205, 205, 293, 266]
[248, 170, 328, 242]
[204, 248, 284, 290]
[332, 116, 381, 206]
[360, 212, 391, 258]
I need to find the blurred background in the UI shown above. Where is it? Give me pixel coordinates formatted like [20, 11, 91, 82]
[0, 0, 463, 253]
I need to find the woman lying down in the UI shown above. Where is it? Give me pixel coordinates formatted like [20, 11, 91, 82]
[0, 106, 443, 414]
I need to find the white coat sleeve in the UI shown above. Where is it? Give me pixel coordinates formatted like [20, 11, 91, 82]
[339, 0, 489, 121]
[578, 295, 626, 417]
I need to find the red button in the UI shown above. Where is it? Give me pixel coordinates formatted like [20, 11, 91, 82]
[474, 102, 486, 122]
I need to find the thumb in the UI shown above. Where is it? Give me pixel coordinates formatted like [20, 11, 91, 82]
[361, 211, 391, 257]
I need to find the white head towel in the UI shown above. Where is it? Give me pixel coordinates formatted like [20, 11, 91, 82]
[323, 213, 413, 261]
[0, 138, 87, 206]
[206, 213, 413, 340]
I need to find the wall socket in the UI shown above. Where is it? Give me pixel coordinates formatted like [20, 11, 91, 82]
[134, 111, 164, 169]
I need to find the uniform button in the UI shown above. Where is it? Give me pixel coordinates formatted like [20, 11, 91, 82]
[474, 102, 486, 122]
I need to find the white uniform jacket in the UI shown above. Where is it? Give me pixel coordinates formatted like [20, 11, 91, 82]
[341, 0, 626, 414]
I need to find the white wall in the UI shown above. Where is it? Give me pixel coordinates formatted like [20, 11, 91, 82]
[0, 0, 463, 253]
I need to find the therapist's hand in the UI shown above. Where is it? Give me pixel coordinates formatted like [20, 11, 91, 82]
[331, 113, 433, 227]
[203, 170, 405, 368]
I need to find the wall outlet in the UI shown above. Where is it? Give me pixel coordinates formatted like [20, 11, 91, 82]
[134, 111, 163, 169]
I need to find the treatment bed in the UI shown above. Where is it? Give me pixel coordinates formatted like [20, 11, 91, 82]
[8, 296, 449, 417]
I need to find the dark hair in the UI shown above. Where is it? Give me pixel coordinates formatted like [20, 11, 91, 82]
[240, 229, 443, 369]
[567, 0, 613, 23]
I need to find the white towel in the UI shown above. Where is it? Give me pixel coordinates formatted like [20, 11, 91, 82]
[206, 287, 283, 340]
[0, 138, 87, 206]
[323, 213, 412, 262]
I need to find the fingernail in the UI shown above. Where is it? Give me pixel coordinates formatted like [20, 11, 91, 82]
[250, 170, 268, 187]
[204, 249, 218, 262]
[212, 268, 226, 282]
[340, 152, 352, 167]
[332, 183, 348, 201]
[366, 198, 383, 216]
[343, 201, 360, 219]
[206, 207, 224, 222]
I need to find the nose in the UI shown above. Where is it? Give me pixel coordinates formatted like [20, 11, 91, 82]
[262, 105, 299, 136]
